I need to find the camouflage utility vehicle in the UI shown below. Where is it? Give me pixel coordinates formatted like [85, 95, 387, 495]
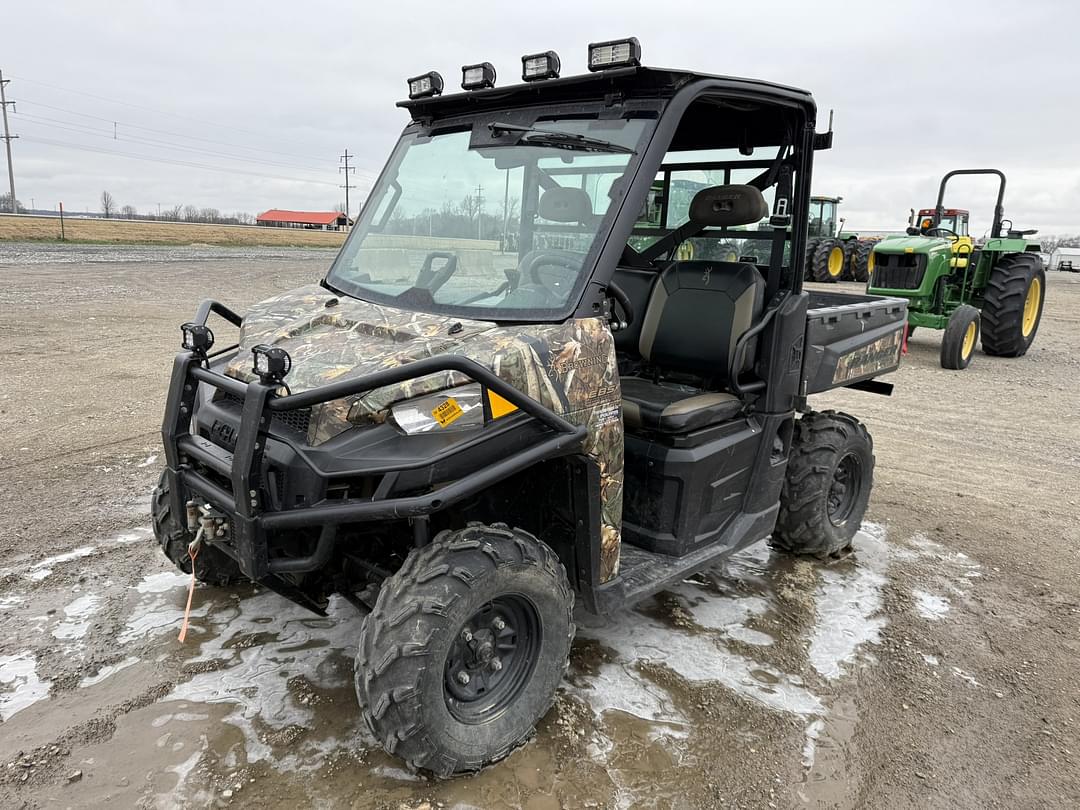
[154, 39, 907, 776]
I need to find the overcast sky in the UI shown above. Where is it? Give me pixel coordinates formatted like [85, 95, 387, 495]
[4, 0, 1078, 234]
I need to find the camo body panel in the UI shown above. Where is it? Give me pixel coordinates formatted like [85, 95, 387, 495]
[224, 284, 623, 580]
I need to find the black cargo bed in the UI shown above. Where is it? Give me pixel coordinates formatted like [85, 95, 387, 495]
[802, 291, 908, 394]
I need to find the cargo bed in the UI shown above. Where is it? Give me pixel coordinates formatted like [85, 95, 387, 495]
[801, 291, 908, 395]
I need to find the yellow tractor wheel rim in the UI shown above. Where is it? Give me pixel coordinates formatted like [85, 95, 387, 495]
[1022, 276, 1041, 336]
[962, 320, 977, 358]
[828, 246, 844, 277]
[867, 250, 876, 276]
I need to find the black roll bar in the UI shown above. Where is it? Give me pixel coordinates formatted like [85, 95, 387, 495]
[934, 168, 1006, 240]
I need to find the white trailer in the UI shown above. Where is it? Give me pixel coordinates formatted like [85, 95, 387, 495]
[1050, 246, 1080, 272]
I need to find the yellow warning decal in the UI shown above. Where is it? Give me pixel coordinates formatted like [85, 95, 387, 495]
[432, 398, 464, 428]
[487, 390, 518, 419]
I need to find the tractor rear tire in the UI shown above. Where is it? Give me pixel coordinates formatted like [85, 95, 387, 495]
[840, 239, 858, 281]
[852, 240, 875, 283]
[771, 411, 874, 558]
[355, 524, 574, 777]
[804, 238, 821, 280]
[980, 253, 1046, 357]
[940, 305, 980, 370]
[151, 470, 243, 586]
[810, 239, 846, 283]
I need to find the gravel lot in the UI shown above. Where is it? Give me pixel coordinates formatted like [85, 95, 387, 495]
[0, 243, 1077, 809]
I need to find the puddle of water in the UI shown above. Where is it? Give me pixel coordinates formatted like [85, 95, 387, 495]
[808, 524, 889, 681]
[79, 656, 141, 688]
[52, 593, 102, 641]
[0, 652, 52, 721]
[26, 545, 97, 581]
[912, 589, 951, 621]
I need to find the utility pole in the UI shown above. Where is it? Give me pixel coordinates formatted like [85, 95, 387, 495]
[0, 70, 18, 213]
[339, 149, 356, 222]
[475, 184, 484, 240]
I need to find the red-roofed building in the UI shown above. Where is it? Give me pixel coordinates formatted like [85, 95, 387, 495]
[256, 209, 352, 231]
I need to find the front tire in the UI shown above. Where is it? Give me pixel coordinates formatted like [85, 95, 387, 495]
[150, 470, 243, 586]
[940, 305, 980, 370]
[981, 253, 1045, 357]
[852, 240, 876, 283]
[772, 411, 874, 558]
[355, 524, 574, 777]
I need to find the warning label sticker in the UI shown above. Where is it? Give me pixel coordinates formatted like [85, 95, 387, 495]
[432, 398, 464, 428]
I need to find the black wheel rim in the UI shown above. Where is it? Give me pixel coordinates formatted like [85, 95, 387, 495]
[827, 452, 862, 526]
[443, 595, 541, 724]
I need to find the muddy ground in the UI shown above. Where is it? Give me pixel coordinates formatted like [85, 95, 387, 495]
[0, 244, 1077, 809]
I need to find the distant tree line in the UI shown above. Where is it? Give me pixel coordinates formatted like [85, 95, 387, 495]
[385, 193, 520, 246]
[94, 190, 255, 225]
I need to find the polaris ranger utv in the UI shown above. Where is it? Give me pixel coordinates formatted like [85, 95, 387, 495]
[154, 39, 907, 777]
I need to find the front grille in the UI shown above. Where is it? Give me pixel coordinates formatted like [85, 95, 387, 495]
[216, 391, 312, 437]
[872, 252, 927, 290]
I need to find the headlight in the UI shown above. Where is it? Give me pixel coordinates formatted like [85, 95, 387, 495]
[390, 384, 484, 435]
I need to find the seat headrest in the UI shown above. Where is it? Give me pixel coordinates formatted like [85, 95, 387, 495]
[539, 187, 593, 223]
[689, 184, 769, 228]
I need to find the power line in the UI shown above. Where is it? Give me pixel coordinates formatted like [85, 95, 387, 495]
[9, 73, 321, 153]
[340, 149, 356, 220]
[0, 69, 17, 213]
[19, 135, 340, 187]
[16, 114, 337, 175]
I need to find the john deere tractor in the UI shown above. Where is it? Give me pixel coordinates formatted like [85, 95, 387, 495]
[805, 195, 877, 283]
[867, 169, 1045, 369]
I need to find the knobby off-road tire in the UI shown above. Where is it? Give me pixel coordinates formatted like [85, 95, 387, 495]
[940, 304, 980, 370]
[810, 239, 845, 283]
[852, 240, 876, 283]
[150, 470, 243, 586]
[772, 411, 874, 558]
[355, 524, 575, 777]
[981, 253, 1046, 357]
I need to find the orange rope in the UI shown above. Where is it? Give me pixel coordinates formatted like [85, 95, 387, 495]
[177, 543, 200, 643]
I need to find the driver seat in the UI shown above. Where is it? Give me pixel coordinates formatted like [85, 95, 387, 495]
[620, 184, 768, 435]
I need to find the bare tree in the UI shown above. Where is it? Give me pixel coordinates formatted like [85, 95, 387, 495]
[167, 204, 184, 221]
[120, 204, 137, 219]
[182, 205, 199, 222]
[100, 191, 116, 219]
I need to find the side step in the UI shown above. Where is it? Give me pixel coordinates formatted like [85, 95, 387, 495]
[593, 506, 778, 614]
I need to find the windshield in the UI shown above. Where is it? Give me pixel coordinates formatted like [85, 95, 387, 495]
[326, 116, 652, 320]
[808, 199, 836, 238]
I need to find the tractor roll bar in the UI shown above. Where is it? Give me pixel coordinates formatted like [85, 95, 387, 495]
[934, 169, 1006, 240]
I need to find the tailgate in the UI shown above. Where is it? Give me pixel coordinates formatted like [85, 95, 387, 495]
[802, 291, 908, 395]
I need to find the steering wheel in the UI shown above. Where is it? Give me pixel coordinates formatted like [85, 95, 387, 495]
[415, 251, 459, 293]
[607, 281, 634, 331]
[924, 227, 959, 243]
[519, 249, 584, 294]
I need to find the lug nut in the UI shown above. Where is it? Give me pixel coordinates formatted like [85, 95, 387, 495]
[492, 617, 506, 631]
[490, 658, 502, 672]
[456, 671, 470, 685]
[461, 628, 473, 643]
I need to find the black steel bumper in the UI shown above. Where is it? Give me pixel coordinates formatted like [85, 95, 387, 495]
[162, 299, 587, 580]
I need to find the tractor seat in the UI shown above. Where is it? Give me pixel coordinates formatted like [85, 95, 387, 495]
[621, 377, 742, 433]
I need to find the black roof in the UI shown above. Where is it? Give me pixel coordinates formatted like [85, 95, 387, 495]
[398, 66, 814, 121]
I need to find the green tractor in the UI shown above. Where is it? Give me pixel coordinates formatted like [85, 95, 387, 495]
[866, 169, 1045, 369]
[805, 195, 877, 284]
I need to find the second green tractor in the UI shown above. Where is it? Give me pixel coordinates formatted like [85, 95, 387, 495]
[866, 169, 1045, 369]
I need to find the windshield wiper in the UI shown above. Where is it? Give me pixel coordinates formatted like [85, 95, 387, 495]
[488, 121, 635, 154]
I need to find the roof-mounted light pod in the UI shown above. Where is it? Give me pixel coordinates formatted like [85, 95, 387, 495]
[521, 51, 561, 82]
[461, 62, 496, 91]
[407, 71, 444, 99]
[587, 37, 641, 71]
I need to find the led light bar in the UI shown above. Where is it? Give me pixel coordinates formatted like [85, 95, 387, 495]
[180, 322, 214, 355]
[587, 37, 642, 71]
[252, 344, 292, 384]
[521, 50, 561, 82]
[407, 71, 444, 100]
[461, 62, 496, 91]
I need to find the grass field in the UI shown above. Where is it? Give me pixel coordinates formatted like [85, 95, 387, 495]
[0, 213, 348, 247]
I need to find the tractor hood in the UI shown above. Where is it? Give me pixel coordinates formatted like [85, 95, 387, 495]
[224, 284, 499, 442]
[874, 236, 952, 255]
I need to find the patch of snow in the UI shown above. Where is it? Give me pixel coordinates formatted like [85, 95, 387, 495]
[0, 652, 52, 720]
[53, 593, 101, 641]
[26, 545, 96, 581]
[79, 656, 141, 688]
[912, 590, 951, 621]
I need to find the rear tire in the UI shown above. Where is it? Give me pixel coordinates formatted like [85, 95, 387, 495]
[772, 411, 874, 558]
[150, 470, 243, 586]
[804, 238, 821, 280]
[840, 239, 858, 281]
[981, 253, 1045, 357]
[810, 239, 845, 283]
[940, 305, 980, 370]
[355, 524, 574, 777]
[852, 240, 876, 283]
